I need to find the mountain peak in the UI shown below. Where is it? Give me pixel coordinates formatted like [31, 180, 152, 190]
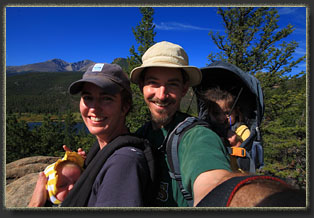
[6, 58, 128, 74]
[71, 60, 95, 71]
[48, 58, 67, 64]
[7, 59, 95, 74]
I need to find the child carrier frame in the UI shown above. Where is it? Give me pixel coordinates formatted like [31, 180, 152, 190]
[194, 61, 265, 172]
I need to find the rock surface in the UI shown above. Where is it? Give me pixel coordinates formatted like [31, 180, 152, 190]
[5, 156, 59, 208]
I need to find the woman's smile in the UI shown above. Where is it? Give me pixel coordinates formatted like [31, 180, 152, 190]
[89, 116, 106, 122]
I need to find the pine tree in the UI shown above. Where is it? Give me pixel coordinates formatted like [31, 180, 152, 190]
[32, 114, 64, 156]
[260, 75, 306, 189]
[128, 7, 156, 72]
[6, 115, 34, 162]
[126, 7, 156, 132]
[63, 109, 77, 149]
[207, 7, 306, 188]
[207, 7, 305, 79]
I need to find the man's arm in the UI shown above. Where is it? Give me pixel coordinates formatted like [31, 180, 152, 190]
[193, 169, 242, 206]
[193, 170, 306, 207]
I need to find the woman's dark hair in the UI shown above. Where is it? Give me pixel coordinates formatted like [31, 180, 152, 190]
[120, 88, 133, 116]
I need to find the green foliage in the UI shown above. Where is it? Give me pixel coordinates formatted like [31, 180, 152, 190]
[6, 112, 95, 163]
[208, 7, 305, 76]
[208, 7, 306, 189]
[259, 73, 306, 126]
[6, 115, 36, 162]
[6, 72, 83, 114]
[256, 74, 306, 189]
[112, 57, 129, 72]
[127, 7, 156, 72]
[126, 7, 157, 132]
[259, 119, 306, 189]
[126, 83, 151, 133]
[63, 110, 77, 148]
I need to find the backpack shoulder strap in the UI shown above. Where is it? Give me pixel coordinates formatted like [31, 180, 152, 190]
[166, 116, 209, 206]
[135, 121, 152, 138]
[62, 134, 155, 207]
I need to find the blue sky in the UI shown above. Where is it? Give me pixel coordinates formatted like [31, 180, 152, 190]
[6, 6, 307, 75]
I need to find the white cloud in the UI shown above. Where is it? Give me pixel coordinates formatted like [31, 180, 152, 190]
[277, 7, 299, 15]
[277, 7, 306, 26]
[294, 47, 306, 56]
[293, 27, 307, 35]
[154, 22, 211, 31]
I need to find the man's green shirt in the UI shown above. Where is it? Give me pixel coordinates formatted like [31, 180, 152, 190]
[136, 112, 231, 206]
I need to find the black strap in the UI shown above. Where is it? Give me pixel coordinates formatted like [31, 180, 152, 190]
[196, 175, 288, 207]
[83, 139, 99, 168]
[61, 134, 152, 207]
[228, 87, 243, 118]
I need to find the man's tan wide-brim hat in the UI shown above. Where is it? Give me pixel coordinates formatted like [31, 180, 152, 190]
[130, 41, 202, 87]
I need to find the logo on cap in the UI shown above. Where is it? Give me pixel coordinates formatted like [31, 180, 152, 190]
[92, 63, 105, 72]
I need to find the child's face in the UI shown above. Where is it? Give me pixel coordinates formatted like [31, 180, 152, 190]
[209, 100, 236, 127]
[55, 164, 81, 202]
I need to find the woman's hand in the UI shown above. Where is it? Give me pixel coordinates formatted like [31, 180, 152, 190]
[28, 172, 48, 207]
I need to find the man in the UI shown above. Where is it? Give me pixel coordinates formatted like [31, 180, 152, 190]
[130, 41, 305, 207]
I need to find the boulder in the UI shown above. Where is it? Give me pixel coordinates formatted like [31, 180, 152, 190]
[6, 156, 59, 185]
[5, 156, 59, 208]
[6, 173, 39, 207]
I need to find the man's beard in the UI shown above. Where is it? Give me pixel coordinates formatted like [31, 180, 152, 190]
[149, 97, 176, 127]
[151, 108, 173, 127]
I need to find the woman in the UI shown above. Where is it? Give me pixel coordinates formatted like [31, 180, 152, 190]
[28, 63, 152, 207]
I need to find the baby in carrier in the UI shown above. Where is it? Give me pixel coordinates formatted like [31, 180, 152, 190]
[203, 87, 250, 172]
[203, 87, 250, 147]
